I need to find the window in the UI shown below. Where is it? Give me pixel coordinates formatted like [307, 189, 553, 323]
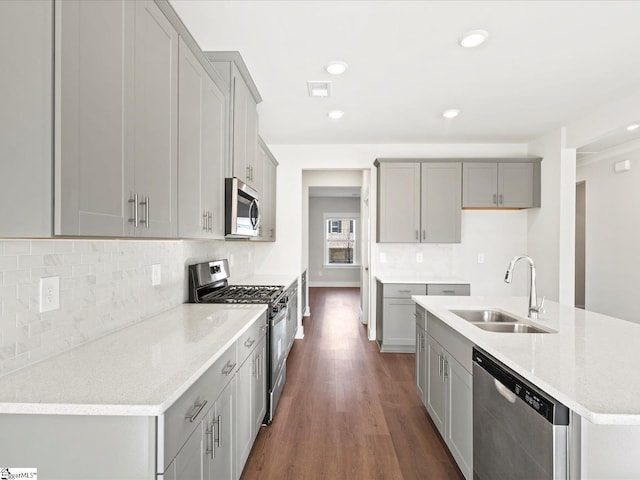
[325, 216, 358, 266]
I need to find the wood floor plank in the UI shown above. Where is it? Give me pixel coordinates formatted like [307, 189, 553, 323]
[240, 287, 464, 480]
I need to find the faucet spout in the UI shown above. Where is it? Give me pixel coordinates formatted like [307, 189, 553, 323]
[504, 255, 543, 319]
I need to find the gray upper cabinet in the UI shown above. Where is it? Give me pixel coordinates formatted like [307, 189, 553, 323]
[56, 0, 179, 237]
[178, 37, 227, 239]
[462, 161, 541, 209]
[376, 160, 461, 243]
[205, 52, 262, 191]
[255, 138, 278, 242]
[0, 0, 53, 237]
[55, 0, 135, 237]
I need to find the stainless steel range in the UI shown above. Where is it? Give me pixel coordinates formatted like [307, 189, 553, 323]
[188, 259, 288, 424]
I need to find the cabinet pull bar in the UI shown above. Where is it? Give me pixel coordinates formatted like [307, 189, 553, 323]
[443, 358, 449, 380]
[422, 230, 426, 241]
[493, 193, 497, 206]
[139, 196, 149, 228]
[128, 194, 138, 227]
[208, 211, 213, 232]
[203, 211, 207, 232]
[221, 361, 236, 376]
[499, 193, 503, 205]
[442, 290, 455, 294]
[244, 338, 255, 348]
[415, 230, 419, 240]
[398, 289, 411, 293]
[185, 399, 207, 423]
[205, 426, 214, 459]
[215, 414, 222, 447]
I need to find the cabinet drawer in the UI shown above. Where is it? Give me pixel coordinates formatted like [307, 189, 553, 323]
[237, 312, 267, 367]
[383, 284, 426, 298]
[162, 343, 237, 468]
[426, 284, 470, 296]
[427, 313, 473, 373]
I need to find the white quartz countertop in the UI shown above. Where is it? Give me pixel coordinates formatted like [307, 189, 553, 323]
[376, 275, 469, 284]
[413, 295, 640, 425]
[0, 304, 267, 416]
[232, 273, 298, 289]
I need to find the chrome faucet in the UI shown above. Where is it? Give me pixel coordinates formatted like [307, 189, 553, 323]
[504, 255, 545, 319]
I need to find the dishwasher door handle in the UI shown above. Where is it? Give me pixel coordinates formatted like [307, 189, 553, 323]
[494, 379, 517, 403]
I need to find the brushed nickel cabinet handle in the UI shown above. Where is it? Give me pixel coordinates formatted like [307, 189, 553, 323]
[415, 230, 419, 240]
[493, 193, 497, 205]
[128, 194, 138, 227]
[244, 338, 255, 348]
[139, 196, 149, 228]
[422, 230, 426, 241]
[214, 414, 222, 447]
[185, 399, 207, 423]
[208, 211, 213, 232]
[499, 193, 503, 205]
[205, 424, 214, 459]
[221, 361, 236, 376]
[203, 211, 207, 232]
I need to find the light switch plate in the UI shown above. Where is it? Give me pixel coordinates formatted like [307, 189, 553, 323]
[416, 253, 423, 263]
[477, 253, 485, 264]
[152, 264, 161, 286]
[39, 276, 60, 313]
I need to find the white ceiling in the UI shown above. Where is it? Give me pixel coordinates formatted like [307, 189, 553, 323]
[170, 0, 640, 146]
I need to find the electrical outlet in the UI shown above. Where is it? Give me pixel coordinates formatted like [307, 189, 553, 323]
[416, 253, 423, 263]
[39, 276, 60, 313]
[152, 264, 161, 286]
[477, 253, 485, 264]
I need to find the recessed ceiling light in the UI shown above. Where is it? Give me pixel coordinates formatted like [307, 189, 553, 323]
[627, 124, 640, 131]
[325, 61, 348, 75]
[459, 29, 489, 48]
[328, 110, 345, 120]
[442, 109, 460, 119]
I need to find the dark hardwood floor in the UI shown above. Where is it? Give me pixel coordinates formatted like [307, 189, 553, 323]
[241, 287, 464, 480]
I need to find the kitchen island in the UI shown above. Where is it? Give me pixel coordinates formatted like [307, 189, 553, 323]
[414, 295, 640, 479]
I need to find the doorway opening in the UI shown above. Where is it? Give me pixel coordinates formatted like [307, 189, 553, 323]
[575, 181, 586, 309]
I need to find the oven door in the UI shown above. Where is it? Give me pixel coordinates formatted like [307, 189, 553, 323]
[225, 177, 260, 238]
[270, 305, 288, 380]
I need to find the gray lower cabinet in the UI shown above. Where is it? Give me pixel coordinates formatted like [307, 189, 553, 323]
[178, 36, 227, 239]
[0, 0, 53, 237]
[462, 161, 541, 209]
[376, 161, 462, 243]
[56, 0, 178, 237]
[376, 281, 469, 352]
[420, 308, 473, 480]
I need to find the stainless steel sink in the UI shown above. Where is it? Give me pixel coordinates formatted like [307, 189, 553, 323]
[449, 309, 555, 334]
[473, 323, 551, 334]
[450, 309, 521, 323]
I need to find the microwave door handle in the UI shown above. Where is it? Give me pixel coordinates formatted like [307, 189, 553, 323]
[249, 199, 260, 229]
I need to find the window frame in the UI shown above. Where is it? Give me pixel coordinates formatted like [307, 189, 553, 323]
[323, 213, 360, 268]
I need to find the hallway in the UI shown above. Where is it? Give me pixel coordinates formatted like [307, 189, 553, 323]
[241, 287, 464, 480]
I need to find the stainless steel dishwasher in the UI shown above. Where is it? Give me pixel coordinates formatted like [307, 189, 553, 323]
[473, 348, 570, 480]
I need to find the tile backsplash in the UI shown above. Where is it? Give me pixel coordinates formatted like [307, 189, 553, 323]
[0, 238, 254, 377]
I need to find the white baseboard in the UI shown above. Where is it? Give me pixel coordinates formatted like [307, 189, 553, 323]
[303, 306, 311, 317]
[308, 281, 360, 288]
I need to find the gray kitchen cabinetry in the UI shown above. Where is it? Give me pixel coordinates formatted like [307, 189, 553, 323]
[375, 160, 461, 243]
[415, 307, 427, 403]
[205, 52, 262, 191]
[424, 310, 473, 480]
[462, 160, 541, 209]
[255, 138, 278, 241]
[376, 281, 469, 352]
[56, 0, 179, 237]
[178, 36, 227, 239]
[0, 0, 53, 237]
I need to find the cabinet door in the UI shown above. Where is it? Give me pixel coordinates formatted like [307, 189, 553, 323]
[134, 0, 178, 237]
[462, 162, 498, 208]
[235, 355, 253, 474]
[56, 0, 135, 236]
[177, 37, 206, 238]
[498, 162, 535, 208]
[211, 377, 235, 480]
[202, 69, 227, 239]
[415, 326, 426, 405]
[252, 338, 267, 433]
[262, 154, 278, 241]
[426, 335, 446, 437]
[1, 0, 52, 237]
[446, 355, 473, 480]
[421, 162, 461, 243]
[377, 162, 421, 242]
[382, 299, 416, 349]
[232, 69, 258, 188]
[172, 420, 207, 480]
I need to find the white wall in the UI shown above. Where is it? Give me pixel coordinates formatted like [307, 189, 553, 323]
[308, 197, 360, 286]
[252, 143, 530, 341]
[577, 147, 640, 322]
[527, 129, 576, 304]
[0, 239, 254, 377]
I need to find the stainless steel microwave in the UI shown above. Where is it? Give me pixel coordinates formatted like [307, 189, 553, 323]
[225, 177, 260, 238]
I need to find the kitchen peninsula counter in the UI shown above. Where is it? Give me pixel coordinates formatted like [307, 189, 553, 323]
[413, 295, 640, 425]
[0, 303, 267, 416]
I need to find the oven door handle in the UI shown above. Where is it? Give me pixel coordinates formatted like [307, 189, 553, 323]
[271, 306, 288, 326]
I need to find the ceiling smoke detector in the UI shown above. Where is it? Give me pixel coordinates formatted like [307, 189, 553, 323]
[459, 29, 489, 48]
[328, 110, 345, 120]
[325, 61, 348, 75]
[308, 81, 331, 97]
